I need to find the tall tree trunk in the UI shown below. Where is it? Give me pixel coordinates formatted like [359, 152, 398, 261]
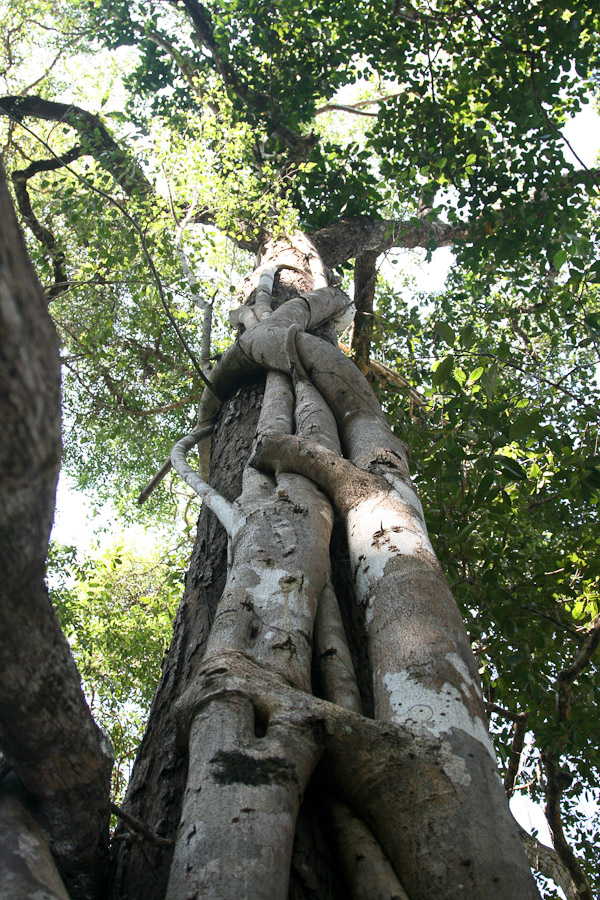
[0, 164, 112, 900]
[111, 233, 540, 900]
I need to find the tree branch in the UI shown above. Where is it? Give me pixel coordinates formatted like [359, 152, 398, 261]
[310, 162, 600, 267]
[176, 0, 316, 157]
[137, 424, 214, 504]
[315, 103, 378, 117]
[556, 620, 600, 715]
[171, 429, 234, 534]
[110, 803, 173, 848]
[543, 751, 593, 900]
[133, 23, 205, 100]
[518, 826, 579, 900]
[312, 214, 466, 267]
[504, 713, 528, 797]
[541, 621, 600, 900]
[350, 250, 379, 378]
[11, 144, 85, 300]
[0, 95, 152, 198]
[338, 341, 428, 409]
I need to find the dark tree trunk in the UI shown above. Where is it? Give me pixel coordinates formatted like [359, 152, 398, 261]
[109, 380, 265, 900]
[0, 164, 112, 900]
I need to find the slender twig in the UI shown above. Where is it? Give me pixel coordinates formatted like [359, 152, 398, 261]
[485, 702, 527, 724]
[541, 620, 600, 900]
[110, 802, 173, 847]
[527, 46, 598, 189]
[23, 48, 65, 94]
[132, 23, 205, 100]
[315, 103, 378, 118]
[316, 91, 407, 116]
[424, 22, 446, 162]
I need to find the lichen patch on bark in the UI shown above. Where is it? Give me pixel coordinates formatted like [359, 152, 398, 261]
[381, 669, 496, 759]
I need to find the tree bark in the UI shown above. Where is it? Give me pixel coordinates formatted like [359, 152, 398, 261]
[108, 379, 266, 900]
[0, 164, 113, 900]
[0, 775, 71, 900]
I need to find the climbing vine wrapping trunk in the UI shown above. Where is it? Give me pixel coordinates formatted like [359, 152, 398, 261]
[111, 234, 540, 900]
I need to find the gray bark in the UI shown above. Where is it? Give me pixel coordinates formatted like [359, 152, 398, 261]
[159, 233, 540, 899]
[0, 776, 71, 900]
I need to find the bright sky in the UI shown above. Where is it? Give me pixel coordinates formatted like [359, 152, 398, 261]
[563, 98, 600, 168]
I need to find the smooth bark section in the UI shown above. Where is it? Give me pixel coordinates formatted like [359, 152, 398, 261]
[339, 341, 428, 410]
[254, 433, 539, 900]
[0, 165, 112, 900]
[314, 582, 362, 714]
[327, 801, 410, 900]
[0, 777, 71, 900]
[315, 584, 409, 900]
[174, 652, 539, 900]
[256, 371, 295, 440]
[166, 693, 322, 900]
[294, 333, 410, 472]
[171, 430, 234, 534]
[294, 379, 341, 454]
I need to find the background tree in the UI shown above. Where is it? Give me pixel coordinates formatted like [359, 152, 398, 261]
[1, 1, 599, 899]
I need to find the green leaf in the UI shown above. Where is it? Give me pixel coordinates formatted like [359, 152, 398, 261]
[493, 455, 527, 481]
[434, 320, 456, 346]
[432, 354, 454, 385]
[572, 599, 586, 621]
[510, 411, 541, 442]
[461, 325, 475, 349]
[485, 363, 499, 401]
[588, 262, 600, 283]
[474, 470, 495, 504]
[553, 249, 568, 269]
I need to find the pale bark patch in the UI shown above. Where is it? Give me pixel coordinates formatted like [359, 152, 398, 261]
[381, 669, 496, 759]
[347, 490, 436, 598]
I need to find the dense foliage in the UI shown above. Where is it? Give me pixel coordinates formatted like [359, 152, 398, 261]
[48, 541, 183, 803]
[1, 0, 599, 895]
